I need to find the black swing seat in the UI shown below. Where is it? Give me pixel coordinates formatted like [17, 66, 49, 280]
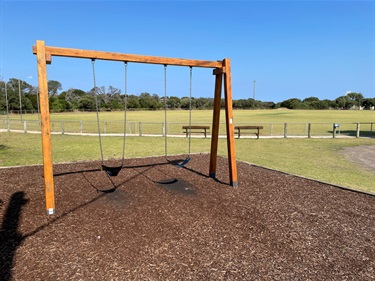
[102, 165, 122, 177]
[176, 157, 190, 168]
[168, 157, 191, 168]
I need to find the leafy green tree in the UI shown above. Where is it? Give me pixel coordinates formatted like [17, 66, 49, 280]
[303, 97, 320, 103]
[51, 99, 65, 112]
[247, 98, 260, 108]
[361, 98, 375, 110]
[309, 100, 330, 109]
[0, 80, 6, 111]
[167, 96, 181, 109]
[21, 97, 34, 111]
[139, 93, 162, 109]
[259, 101, 276, 109]
[48, 80, 62, 97]
[127, 95, 141, 109]
[180, 97, 191, 109]
[193, 97, 211, 109]
[2, 79, 35, 111]
[139, 92, 153, 109]
[25, 93, 39, 111]
[334, 96, 346, 108]
[63, 88, 86, 102]
[335, 96, 353, 109]
[3, 76, 375, 112]
[78, 95, 96, 110]
[280, 98, 302, 109]
[347, 92, 364, 108]
[61, 88, 87, 109]
[6, 78, 20, 92]
[150, 94, 162, 109]
[109, 94, 124, 110]
[233, 99, 247, 109]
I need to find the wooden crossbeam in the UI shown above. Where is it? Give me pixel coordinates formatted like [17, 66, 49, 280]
[33, 45, 223, 68]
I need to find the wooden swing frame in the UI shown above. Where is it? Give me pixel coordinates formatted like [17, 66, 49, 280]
[33, 40, 238, 215]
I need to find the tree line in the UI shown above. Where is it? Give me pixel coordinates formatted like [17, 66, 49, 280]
[0, 78, 374, 113]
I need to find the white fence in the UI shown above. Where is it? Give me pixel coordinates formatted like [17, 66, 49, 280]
[1, 119, 374, 139]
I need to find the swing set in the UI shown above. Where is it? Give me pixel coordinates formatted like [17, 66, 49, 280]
[33, 40, 238, 215]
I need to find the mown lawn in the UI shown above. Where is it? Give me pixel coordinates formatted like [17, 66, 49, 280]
[2, 108, 375, 123]
[0, 131, 374, 193]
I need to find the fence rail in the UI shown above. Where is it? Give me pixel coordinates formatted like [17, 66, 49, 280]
[1, 119, 374, 138]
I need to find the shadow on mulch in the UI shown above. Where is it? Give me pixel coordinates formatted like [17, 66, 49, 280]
[0, 154, 374, 280]
[158, 178, 197, 196]
[0, 192, 28, 281]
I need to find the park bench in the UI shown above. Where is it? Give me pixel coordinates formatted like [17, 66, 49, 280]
[234, 126, 263, 139]
[182, 125, 210, 138]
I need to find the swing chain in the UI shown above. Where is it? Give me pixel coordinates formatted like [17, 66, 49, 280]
[188, 66, 192, 155]
[164, 64, 168, 157]
[92, 59, 104, 164]
[121, 62, 128, 166]
[163, 65, 193, 162]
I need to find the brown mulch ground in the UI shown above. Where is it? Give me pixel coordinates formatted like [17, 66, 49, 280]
[1, 154, 374, 280]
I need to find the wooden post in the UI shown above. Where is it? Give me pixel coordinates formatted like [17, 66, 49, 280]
[284, 123, 288, 138]
[356, 123, 360, 138]
[36, 40, 55, 215]
[222, 59, 238, 187]
[308, 123, 311, 138]
[209, 68, 223, 179]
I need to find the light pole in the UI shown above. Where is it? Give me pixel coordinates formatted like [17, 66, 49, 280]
[37, 90, 40, 120]
[5, 82, 9, 131]
[18, 79, 23, 121]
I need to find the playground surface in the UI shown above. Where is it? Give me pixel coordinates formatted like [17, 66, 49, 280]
[1, 154, 374, 280]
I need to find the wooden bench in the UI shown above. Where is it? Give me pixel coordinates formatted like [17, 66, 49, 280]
[234, 126, 263, 139]
[182, 125, 210, 138]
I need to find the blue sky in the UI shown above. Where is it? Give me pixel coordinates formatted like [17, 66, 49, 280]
[0, 0, 374, 102]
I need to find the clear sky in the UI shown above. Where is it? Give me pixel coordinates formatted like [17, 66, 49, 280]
[0, 0, 374, 103]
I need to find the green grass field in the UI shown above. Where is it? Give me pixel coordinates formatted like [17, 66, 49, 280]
[4, 108, 375, 123]
[1, 109, 374, 193]
[3, 109, 375, 137]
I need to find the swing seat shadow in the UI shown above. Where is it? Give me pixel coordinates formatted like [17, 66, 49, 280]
[53, 160, 177, 177]
[158, 178, 197, 195]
